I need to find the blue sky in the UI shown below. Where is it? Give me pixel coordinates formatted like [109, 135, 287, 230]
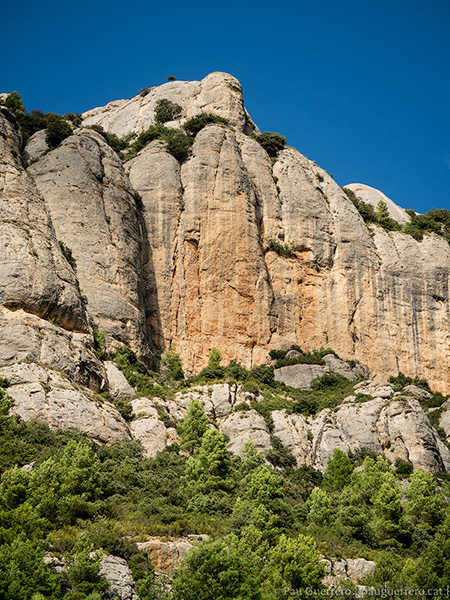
[3, 0, 449, 213]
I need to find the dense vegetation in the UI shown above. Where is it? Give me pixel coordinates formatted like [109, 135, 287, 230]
[251, 131, 286, 157]
[1, 347, 450, 598]
[0, 91, 77, 149]
[154, 99, 182, 124]
[124, 113, 230, 163]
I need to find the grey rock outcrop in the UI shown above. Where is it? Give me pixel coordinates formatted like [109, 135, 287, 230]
[105, 361, 135, 398]
[82, 72, 257, 137]
[129, 397, 179, 457]
[321, 556, 375, 586]
[270, 389, 450, 473]
[44, 553, 138, 600]
[274, 364, 329, 389]
[22, 129, 48, 165]
[218, 410, 271, 456]
[2, 363, 129, 443]
[403, 384, 433, 401]
[100, 555, 138, 600]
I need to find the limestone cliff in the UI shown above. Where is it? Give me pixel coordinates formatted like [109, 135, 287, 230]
[1, 71, 449, 396]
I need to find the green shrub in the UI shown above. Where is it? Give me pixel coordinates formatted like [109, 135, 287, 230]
[394, 458, 414, 477]
[252, 131, 286, 157]
[388, 372, 431, 392]
[160, 348, 184, 381]
[4, 91, 25, 115]
[164, 129, 194, 162]
[310, 373, 347, 390]
[58, 240, 76, 270]
[87, 124, 127, 154]
[266, 435, 296, 469]
[269, 239, 301, 257]
[65, 112, 83, 127]
[402, 208, 450, 245]
[139, 87, 150, 97]
[128, 124, 193, 162]
[183, 113, 229, 136]
[92, 326, 107, 359]
[154, 98, 182, 123]
[273, 347, 336, 368]
[342, 187, 401, 232]
[16, 109, 47, 142]
[112, 398, 133, 421]
[45, 113, 73, 148]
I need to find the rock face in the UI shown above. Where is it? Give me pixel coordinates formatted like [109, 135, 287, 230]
[129, 397, 179, 457]
[321, 556, 375, 586]
[82, 72, 257, 137]
[44, 553, 138, 600]
[1, 73, 450, 468]
[85, 73, 450, 392]
[29, 130, 151, 360]
[344, 182, 411, 225]
[2, 363, 129, 443]
[137, 536, 204, 575]
[105, 361, 135, 398]
[99, 555, 138, 600]
[271, 384, 450, 473]
[274, 364, 329, 389]
[1, 73, 447, 393]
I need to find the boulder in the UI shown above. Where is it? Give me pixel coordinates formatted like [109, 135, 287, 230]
[274, 363, 329, 389]
[322, 354, 358, 381]
[137, 536, 203, 575]
[403, 384, 433, 401]
[105, 361, 135, 398]
[100, 555, 138, 600]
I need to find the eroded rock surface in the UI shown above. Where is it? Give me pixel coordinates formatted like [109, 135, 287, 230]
[29, 130, 151, 360]
[2, 363, 129, 442]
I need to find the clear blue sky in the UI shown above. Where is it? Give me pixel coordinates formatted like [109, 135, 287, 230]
[3, 0, 449, 213]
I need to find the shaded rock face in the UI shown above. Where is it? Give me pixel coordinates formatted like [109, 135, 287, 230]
[0, 113, 87, 333]
[29, 130, 152, 360]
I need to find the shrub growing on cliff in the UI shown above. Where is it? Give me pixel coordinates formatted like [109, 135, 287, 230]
[86, 124, 127, 154]
[58, 241, 76, 270]
[269, 239, 301, 257]
[128, 124, 193, 163]
[154, 98, 182, 124]
[4, 91, 25, 115]
[183, 113, 229, 136]
[252, 131, 286, 157]
[403, 208, 450, 245]
[45, 113, 72, 149]
[342, 187, 401, 232]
